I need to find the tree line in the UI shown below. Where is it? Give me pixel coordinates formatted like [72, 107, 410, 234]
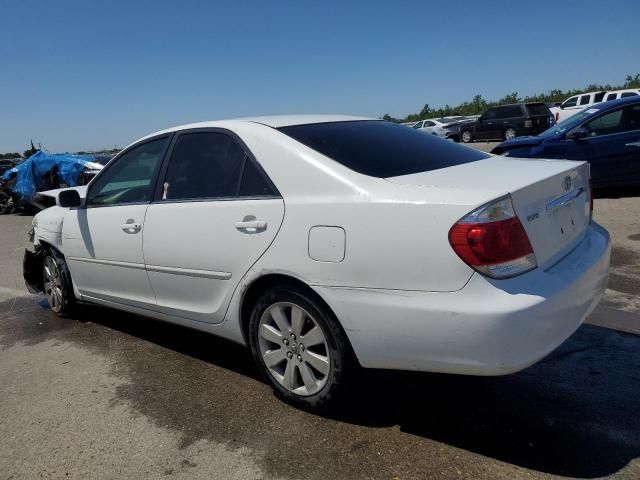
[383, 74, 640, 123]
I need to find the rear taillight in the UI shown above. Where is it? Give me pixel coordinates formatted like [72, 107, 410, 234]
[448, 196, 537, 279]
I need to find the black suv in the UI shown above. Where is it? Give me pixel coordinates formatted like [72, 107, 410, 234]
[451, 103, 552, 143]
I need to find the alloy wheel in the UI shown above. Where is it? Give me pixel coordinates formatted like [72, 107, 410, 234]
[258, 302, 331, 396]
[43, 256, 64, 312]
[462, 131, 472, 143]
[505, 128, 517, 140]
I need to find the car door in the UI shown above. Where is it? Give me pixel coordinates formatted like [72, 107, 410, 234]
[142, 129, 285, 324]
[475, 108, 496, 140]
[422, 121, 437, 135]
[572, 104, 640, 187]
[62, 135, 170, 306]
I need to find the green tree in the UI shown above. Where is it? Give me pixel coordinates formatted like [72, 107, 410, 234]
[22, 140, 39, 159]
[386, 74, 640, 123]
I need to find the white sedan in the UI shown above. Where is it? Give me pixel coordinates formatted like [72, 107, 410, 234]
[24, 115, 610, 410]
[413, 117, 467, 137]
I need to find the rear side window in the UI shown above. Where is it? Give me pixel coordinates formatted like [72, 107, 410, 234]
[162, 132, 245, 200]
[605, 93, 618, 101]
[278, 121, 489, 178]
[495, 106, 522, 118]
[239, 159, 277, 197]
[621, 92, 638, 98]
[526, 104, 551, 116]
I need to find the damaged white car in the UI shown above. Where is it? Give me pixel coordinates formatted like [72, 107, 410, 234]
[24, 116, 610, 410]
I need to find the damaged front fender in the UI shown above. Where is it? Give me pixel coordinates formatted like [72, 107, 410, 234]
[23, 246, 45, 293]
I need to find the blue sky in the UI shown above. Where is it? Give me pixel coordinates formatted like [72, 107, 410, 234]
[1, 0, 639, 153]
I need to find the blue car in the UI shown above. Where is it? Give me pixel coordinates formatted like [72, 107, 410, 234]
[492, 96, 640, 188]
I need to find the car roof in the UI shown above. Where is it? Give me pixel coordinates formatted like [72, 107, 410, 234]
[133, 115, 377, 145]
[594, 95, 640, 110]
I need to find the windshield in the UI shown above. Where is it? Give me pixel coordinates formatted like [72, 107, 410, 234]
[278, 120, 489, 178]
[539, 107, 600, 138]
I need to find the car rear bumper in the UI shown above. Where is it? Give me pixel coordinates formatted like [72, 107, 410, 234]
[314, 221, 610, 375]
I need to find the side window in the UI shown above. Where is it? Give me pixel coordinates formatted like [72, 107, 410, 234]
[563, 96, 578, 108]
[594, 92, 606, 103]
[585, 109, 623, 136]
[483, 108, 497, 120]
[621, 105, 640, 132]
[162, 132, 244, 201]
[605, 93, 618, 102]
[424, 121, 436, 127]
[412, 121, 423, 129]
[621, 92, 638, 98]
[503, 105, 523, 117]
[239, 159, 277, 197]
[87, 137, 168, 206]
[579, 95, 591, 106]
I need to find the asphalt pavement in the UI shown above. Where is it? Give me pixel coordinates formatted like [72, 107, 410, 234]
[1, 178, 640, 479]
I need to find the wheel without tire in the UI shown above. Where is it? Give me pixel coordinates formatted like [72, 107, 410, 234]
[504, 127, 517, 140]
[42, 250, 76, 315]
[248, 284, 354, 411]
[461, 130, 472, 143]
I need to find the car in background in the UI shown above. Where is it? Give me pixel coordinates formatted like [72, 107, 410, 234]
[413, 117, 467, 138]
[492, 96, 640, 188]
[453, 103, 552, 143]
[552, 89, 640, 123]
[24, 115, 609, 411]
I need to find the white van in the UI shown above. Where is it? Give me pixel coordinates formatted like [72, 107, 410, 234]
[552, 89, 640, 123]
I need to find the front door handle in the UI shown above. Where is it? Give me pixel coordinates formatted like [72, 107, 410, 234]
[625, 142, 640, 147]
[235, 219, 267, 232]
[121, 219, 141, 234]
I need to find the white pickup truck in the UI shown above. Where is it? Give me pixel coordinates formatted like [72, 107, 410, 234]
[551, 88, 640, 123]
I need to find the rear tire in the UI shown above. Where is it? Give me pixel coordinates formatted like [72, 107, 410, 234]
[504, 127, 517, 140]
[248, 284, 355, 411]
[42, 250, 76, 315]
[461, 130, 472, 143]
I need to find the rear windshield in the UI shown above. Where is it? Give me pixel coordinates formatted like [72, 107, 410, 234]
[278, 120, 489, 178]
[526, 104, 551, 116]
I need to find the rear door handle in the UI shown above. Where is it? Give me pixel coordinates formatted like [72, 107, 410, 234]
[625, 142, 640, 147]
[121, 220, 141, 233]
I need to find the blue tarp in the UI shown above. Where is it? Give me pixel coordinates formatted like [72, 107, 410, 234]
[1, 152, 91, 200]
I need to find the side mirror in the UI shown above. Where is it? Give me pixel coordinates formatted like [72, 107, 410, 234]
[57, 189, 82, 208]
[567, 127, 589, 141]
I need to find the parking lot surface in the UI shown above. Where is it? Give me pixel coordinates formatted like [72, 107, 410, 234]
[1, 183, 640, 479]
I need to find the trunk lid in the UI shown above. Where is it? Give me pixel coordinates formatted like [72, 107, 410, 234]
[387, 156, 591, 269]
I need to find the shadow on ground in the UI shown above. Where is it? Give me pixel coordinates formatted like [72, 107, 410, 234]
[2, 298, 639, 478]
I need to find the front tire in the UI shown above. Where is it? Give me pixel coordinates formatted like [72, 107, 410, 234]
[42, 250, 76, 315]
[248, 284, 354, 411]
[461, 130, 472, 143]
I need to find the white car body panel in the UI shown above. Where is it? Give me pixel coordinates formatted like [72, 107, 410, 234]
[30, 115, 611, 375]
[63, 204, 156, 306]
[142, 198, 285, 323]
